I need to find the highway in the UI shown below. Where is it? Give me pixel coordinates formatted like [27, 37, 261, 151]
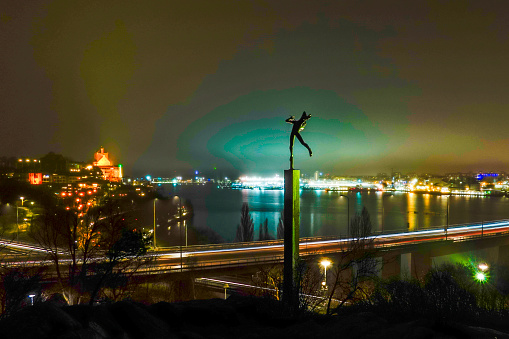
[141, 218, 509, 274]
[3, 219, 509, 275]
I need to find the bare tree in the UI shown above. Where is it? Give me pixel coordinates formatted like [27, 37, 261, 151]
[326, 206, 378, 314]
[251, 259, 324, 312]
[29, 206, 73, 302]
[29, 197, 151, 304]
[252, 264, 283, 300]
[86, 228, 151, 304]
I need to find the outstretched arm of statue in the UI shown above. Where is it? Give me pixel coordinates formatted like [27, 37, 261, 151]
[285, 116, 296, 123]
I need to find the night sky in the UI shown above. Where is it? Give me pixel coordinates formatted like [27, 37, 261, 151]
[2, 1, 509, 178]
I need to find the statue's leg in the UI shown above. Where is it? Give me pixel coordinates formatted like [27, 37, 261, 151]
[296, 133, 312, 157]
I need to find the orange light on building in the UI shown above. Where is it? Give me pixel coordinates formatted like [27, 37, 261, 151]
[61, 192, 67, 197]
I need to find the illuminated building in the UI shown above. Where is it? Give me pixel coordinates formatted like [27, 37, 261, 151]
[92, 147, 122, 182]
[29, 173, 42, 185]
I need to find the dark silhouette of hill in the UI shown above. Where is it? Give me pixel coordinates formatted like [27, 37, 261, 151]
[1, 296, 509, 338]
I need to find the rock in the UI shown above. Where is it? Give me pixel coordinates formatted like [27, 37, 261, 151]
[107, 301, 173, 339]
[148, 301, 182, 330]
[88, 305, 128, 339]
[47, 293, 69, 307]
[57, 327, 105, 339]
[0, 303, 81, 339]
[322, 312, 388, 339]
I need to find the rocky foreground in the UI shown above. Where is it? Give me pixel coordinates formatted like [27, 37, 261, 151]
[1, 296, 509, 339]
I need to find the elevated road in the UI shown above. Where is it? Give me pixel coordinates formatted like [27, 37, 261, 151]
[3, 219, 509, 278]
[140, 219, 509, 276]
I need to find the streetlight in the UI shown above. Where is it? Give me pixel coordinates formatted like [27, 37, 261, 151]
[475, 271, 487, 282]
[340, 194, 350, 238]
[16, 197, 24, 241]
[28, 293, 36, 305]
[320, 259, 331, 290]
[173, 195, 183, 272]
[224, 283, 229, 300]
[381, 193, 393, 233]
[475, 263, 489, 283]
[445, 195, 450, 240]
[153, 198, 157, 249]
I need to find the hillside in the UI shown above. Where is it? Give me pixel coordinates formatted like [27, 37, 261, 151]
[1, 296, 509, 338]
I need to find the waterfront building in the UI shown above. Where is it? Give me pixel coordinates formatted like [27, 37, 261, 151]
[92, 147, 122, 182]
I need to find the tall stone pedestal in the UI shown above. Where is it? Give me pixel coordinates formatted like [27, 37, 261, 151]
[283, 169, 300, 308]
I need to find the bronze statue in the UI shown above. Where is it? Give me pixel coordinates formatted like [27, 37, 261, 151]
[286, 111, 312, 169]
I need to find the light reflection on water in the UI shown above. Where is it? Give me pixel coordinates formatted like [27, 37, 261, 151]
[149, 184, 509, 245]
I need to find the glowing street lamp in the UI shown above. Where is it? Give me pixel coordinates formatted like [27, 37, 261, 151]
[475, 263, 489, 283]
[224, 283, 229, 300]
[28, 293, 36, 305]
[475, 271, 487, 282]
[321, 259, 331, 290]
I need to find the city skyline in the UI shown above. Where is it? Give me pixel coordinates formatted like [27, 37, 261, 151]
[2, 1, 509, 177]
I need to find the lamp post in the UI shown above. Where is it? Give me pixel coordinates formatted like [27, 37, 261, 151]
[224, 283, 229, 300]
[340, 194, 350, 238]
[475, 263, 489, 283]
[320, 259, 331, 290]
[16, 203, 19, 242]
[28, 293, 36, 305]
[174, 195, 183, 272]
[153, 198, 157, 249]
[445, 195, 450, 240]
[381, 193, 393, 233]
[16, 197, 24, 241]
